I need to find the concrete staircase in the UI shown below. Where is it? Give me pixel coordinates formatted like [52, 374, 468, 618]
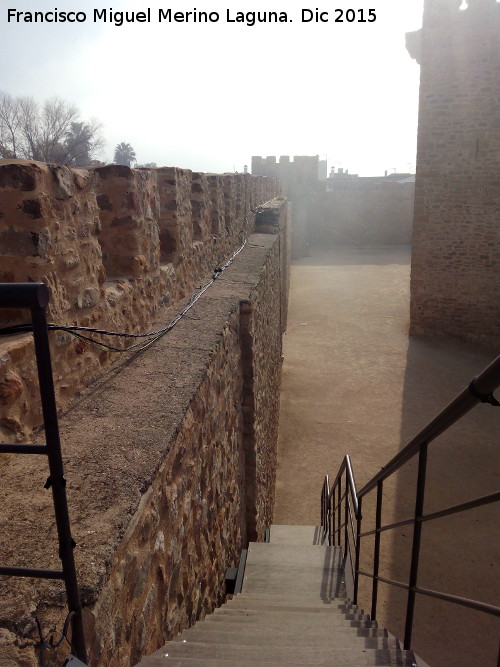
[136, 526, 417, 666]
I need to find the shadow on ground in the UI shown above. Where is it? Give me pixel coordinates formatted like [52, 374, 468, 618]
[275, 245, 499, 667]
[381, 337, 500, 667]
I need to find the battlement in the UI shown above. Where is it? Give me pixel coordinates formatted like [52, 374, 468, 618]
[0, 160, 281, 440]
[251, 155, 320, 183]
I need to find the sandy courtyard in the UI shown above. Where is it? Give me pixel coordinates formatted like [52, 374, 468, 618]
[274, 246, 499, 667]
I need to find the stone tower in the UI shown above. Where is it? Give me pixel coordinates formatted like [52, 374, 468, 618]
[408, 0, 500, 349]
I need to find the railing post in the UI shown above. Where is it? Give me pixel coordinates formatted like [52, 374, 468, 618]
[321, 482, 325, 532]
[371, 480, 383, 621]
[337, 477, 342, 547]
[329, 490, 334, 546]
[30, 304, 87, 663]
[331, 487, 335, 546]
[354, 495, 362, 605]
[404, 442, 428, 650]
[344, 474, 349, 556]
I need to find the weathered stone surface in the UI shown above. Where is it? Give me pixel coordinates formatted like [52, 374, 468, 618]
[157, 167, 192, 265]
[0, 372, 23, 405]
[0, 160, 280, 439]
[207, 174, 225, 236]
[0, 159, 284, 665]
[409, 1, 500, 349]
[0, 224, 289, 666]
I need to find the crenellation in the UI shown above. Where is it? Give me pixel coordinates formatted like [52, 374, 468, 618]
[0, 160, 281, 441]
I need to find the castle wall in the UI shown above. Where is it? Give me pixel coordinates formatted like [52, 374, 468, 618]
[0, 160, 280, 441]
[252, 155, 321, 258]
[252, 156, 414, 252]
[310, 182, 414, 246]
[0, 197, 289, 665]
[409, 0, 500, 349]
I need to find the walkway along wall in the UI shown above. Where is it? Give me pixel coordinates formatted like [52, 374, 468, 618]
[0, 161, 289, 665]
[407, 0, 500, 349]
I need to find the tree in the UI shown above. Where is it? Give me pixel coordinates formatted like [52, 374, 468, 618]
[54, 120, 104, 166]
[114, 142, 136, 167]
[137, 162, 157, 168]
[0, 91, 104, 166]
[0, 93, 20, 159]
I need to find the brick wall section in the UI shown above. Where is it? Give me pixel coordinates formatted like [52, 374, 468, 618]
[0, 160, 281, 441]
[310, 183, 414, 246]
[409, 0, 500, 349]
[0, 210, 289, 665]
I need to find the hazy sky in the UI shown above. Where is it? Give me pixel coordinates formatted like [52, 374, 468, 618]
[1, 0, 425, 175]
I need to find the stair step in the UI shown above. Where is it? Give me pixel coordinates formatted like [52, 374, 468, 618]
[212, 607, 372, 622]
[139, 659, 416, 667]
[171, 626, 390, 645]
[134, 527, 419, 667]
[138, 656, 416, 667]
[243, 544, 344, 598]
[143, 643, 416, 665]
[223, 598, 361, 613]
[240, 580, 345, 598]
[246, 543, 342, 567]
[226, 593, 360, 610]
[201, 614, 378, 631]
[269, 525, 325, 545]
[176, 623, 386, 646]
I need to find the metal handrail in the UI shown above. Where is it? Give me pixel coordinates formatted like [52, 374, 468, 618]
[321, 355, 500, 652]
[321, 454, 359, 598]
[0, 283, 87, 663]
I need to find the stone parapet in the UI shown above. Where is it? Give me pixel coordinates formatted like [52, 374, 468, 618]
[0, 160, 281, 441]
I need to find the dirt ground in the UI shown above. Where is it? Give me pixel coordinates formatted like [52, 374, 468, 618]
[274, 246, 500, 667]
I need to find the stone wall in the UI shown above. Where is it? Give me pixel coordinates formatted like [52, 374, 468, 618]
[0, 160, 280, 442]
[0, 198, 289, 665]
[408, 0, 500, 349]
[252, 156, 415, 253]
[252, 155, 321, 258]
[309, 182, 414, 246]
[241, 201, 290, 541]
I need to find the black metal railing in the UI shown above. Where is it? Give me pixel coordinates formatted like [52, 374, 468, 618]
[321, 457, 359, 599]
[321, 354, 500, 651]
[0, 283, 87, 663]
